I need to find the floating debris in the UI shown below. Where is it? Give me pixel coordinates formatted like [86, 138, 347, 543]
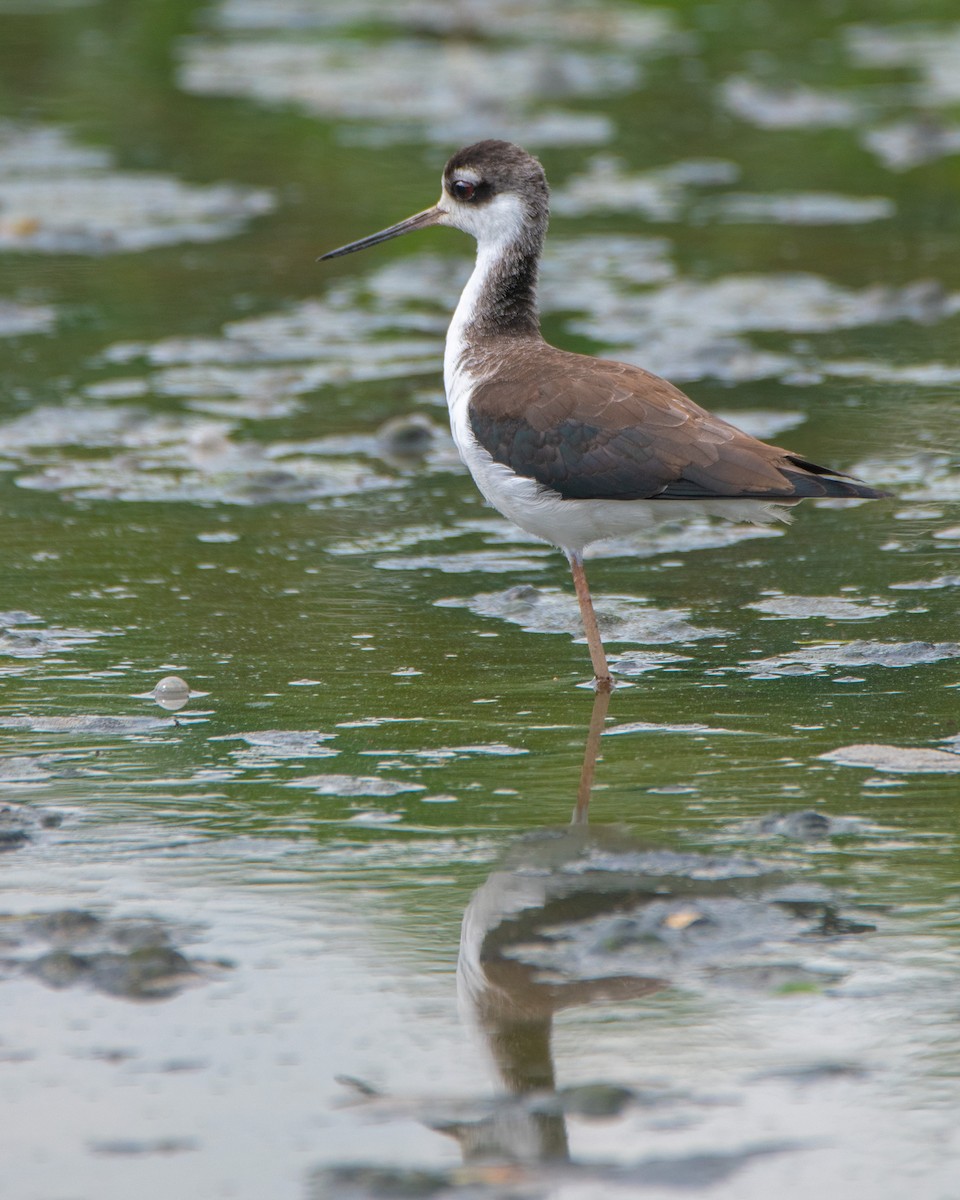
[702, 191, 894, 225]
[604, 719, 748, 736]
[211, 729, 339, 767]
[359, 743, 527, 761]
[712, 410, 806, 439]
[0, 802, 62, 850]
[437, 586, 727, 645]
[0, 122, 274, 254]
[0, 0, 97, 13]
[283, 774, 425, 796]
[747, 593, 894, 621]
[0, 299, 56, 337]
[0, 611, 114, 659]
[889, 574, 960, 591]
[848, 451, 957, 494]
[0, 756, 57, 785]
[848, 24, 960, 107]
[2, 909, 227, 999]
[94, 262, 454, 415]
[552, 155, 740, 220]
[540, 233, 676, 289]
[561, 273, 960, 384]
[0, 402, 235, 451]
[196, 530, 240, 544]
[215, 729, 337, 752]
[210, 0, 677, 49]
[0, 402, 398, 506]
[607, 649, 692, 675]
[178, 39, 640, 147]
[751, 1061, 869, 1085]
[375, 550, 551, 575]
[180, 0, 677, 147]
[568, 274, 960, 341]
[89, 1138, 198, 1157]
[743, 640, 960, 677]
[329, 522, 478, 558]
[0, 714, 176, 734]
[862, 117, 960, 170]
[825, 358, 960, 388]
[821, 743, 960, 773]
[734, 811, 870, 840]
[720, 76, 861, 129]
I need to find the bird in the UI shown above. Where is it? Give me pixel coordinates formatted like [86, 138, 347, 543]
[320, 140, 885, 690]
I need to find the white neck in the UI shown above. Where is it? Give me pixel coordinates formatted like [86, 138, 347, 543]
[442, 240, 502, 400]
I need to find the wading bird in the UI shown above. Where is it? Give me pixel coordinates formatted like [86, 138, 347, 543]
[321, 141, 883, 690]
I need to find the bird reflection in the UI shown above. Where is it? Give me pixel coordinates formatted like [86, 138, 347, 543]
[452, 687, 662, 1166]
[324, 695, 845, 1193]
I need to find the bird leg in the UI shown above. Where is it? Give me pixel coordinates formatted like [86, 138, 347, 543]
[566, 551, 613, 690]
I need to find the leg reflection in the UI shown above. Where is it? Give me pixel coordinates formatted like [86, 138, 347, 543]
[571, 684, 611, 825]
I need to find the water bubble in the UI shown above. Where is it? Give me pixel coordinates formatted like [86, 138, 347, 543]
[152, 676, 192, 712]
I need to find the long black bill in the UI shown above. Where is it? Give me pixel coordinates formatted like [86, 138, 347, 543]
[318, 205, 442, 261]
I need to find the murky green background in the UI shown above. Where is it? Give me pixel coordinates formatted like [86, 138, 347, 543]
[1, 2, 959, 1198]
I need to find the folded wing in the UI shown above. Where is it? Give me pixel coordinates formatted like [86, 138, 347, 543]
[467, 348, 883, 502]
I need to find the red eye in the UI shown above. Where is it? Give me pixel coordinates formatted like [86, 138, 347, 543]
[452, 179, 476, 201]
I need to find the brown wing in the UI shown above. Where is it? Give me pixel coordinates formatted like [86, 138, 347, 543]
[466, 345, 882, 501]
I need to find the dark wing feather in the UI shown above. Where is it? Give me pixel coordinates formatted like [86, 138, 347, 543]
[467, 346, 883, 502]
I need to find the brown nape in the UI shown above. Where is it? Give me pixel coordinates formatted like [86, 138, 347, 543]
[465, 246, 543, 339]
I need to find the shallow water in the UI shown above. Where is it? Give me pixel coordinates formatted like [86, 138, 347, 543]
[1, 1, 959, 1197]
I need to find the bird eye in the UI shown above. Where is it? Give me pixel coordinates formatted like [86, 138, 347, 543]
[452, 179, 476, 201]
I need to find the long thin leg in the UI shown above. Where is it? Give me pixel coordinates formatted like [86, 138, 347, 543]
[571, 684, 611, 824]
[566, 550, 613, 690]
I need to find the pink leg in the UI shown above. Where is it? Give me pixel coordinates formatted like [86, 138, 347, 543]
[567, 551, 613, 690]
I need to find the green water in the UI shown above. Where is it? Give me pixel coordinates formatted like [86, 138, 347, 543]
[1, 2, 959, 1197]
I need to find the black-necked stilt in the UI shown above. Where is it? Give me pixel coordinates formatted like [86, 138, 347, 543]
[321, 140, 885, 689]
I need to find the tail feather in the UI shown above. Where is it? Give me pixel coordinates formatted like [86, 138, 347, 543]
[781, 455, 888, 500]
